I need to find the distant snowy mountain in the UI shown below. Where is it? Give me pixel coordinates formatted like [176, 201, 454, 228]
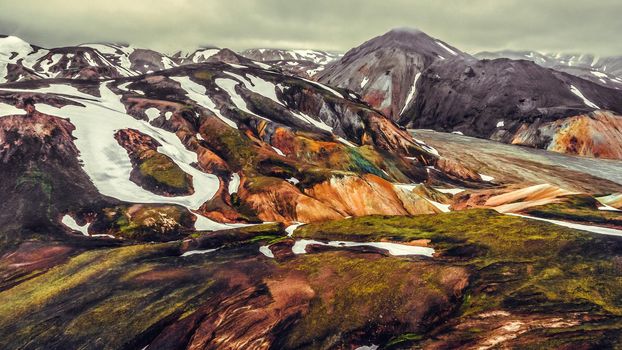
[476, 50, 622, 89]
[239, 48, 341, 78]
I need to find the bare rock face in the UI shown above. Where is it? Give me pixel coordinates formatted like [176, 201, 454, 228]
[511, 110, 622, 159]
[476, 50, 622, 90]
[318, 28, 471, 121]
[0, 109, 111, 243]
[406, 57, 622, 135]
[304, 174, 441, 217]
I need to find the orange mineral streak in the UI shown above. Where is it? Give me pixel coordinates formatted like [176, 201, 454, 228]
[512, 111, 622, 160]
[436, 157, 481, 182]
[305, 174, 440, 217]
[484, 184, 579, 213]
[237, 177, 342, 224]
[270, 127, 297, 156]
[547, 111, 622, 159]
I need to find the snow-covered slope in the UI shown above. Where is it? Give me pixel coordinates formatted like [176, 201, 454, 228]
[0, 36, 185, 83]
[240, 48, 340, 65]
[0, 58, 464, 242]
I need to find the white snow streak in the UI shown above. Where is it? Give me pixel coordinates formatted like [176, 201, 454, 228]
[172, 76, 238, 129]
[291, 239, 435, 256]
[228, 173, 240, 194]
[400, 73, 422, 115]
[436, 41, 458, 56]
[61, 214, 90, 236]
[570, 85, 600, 109]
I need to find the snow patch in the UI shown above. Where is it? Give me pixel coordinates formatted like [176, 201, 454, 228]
[426, 199, 451, 213]
[400, 73, 422, 115]
[286, 223, 304, 237]
[291, 239, 435, 256]
[436, 41, 458, 56]
[61, 214, 90, 236]
[360, 76, 370, 88]
[287, 177, 300, 185]
[228, 173, 240, 194]
[145, 107, 160, 122]
[181, 248, 219, 257]
[434, 188, 465, 195]
[480, 173, 495, 182]
[259, 245, 275, 258]
[271, 146, 285, 156]
[338, 137, 357, 147]
[570, 85, 600, 109]
[508, 214, 622, 237]
[172, 76, 238, 128]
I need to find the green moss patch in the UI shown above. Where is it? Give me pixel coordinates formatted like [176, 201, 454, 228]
[136, 150, 194, 195]
[297, 209, 622, 330]
[522, 194, 622, 229]
[91, 204, 194, 241]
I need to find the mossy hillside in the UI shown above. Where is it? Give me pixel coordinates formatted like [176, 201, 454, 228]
[199, 120, 258, 172]
[522, 194, 622, 228]
[296, 210, 622, 322]
[356, 145, 411, 183]
[280, 252, 465, 349]
[92, 204, 194, 241]
[291, 135, 388, 179]
[0, 242, 244, 350]
[136, 149, 193, 194]
[188, 222, 287, 247]
[193, 70, 215, 81]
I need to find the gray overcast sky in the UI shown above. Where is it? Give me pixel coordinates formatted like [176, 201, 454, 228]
[1, 0, 621, 55]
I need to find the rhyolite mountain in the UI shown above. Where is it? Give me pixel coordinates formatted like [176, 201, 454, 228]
[2, 32, 622, 349]
[317, 29, 622, 159]
[317, 28, 471, 120]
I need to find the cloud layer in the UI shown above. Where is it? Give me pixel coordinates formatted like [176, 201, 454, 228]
[1, 0, 620, 55]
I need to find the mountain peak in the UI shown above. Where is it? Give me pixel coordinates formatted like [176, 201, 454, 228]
[386, 27, 424, 36]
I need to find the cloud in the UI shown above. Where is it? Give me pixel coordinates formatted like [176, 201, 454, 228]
[0, 0, 620, 55]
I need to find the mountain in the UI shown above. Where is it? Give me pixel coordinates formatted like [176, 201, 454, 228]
[406, 56, 622, 150]
[239, 48, 341, 78]
[80, 43, 178, 75]
[1, 54, 489, 246]
[0, 35, 165, 81]
[317, 28, 471, 120]
[318, 29, 622, 159]
[476, 50, 622, 89]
